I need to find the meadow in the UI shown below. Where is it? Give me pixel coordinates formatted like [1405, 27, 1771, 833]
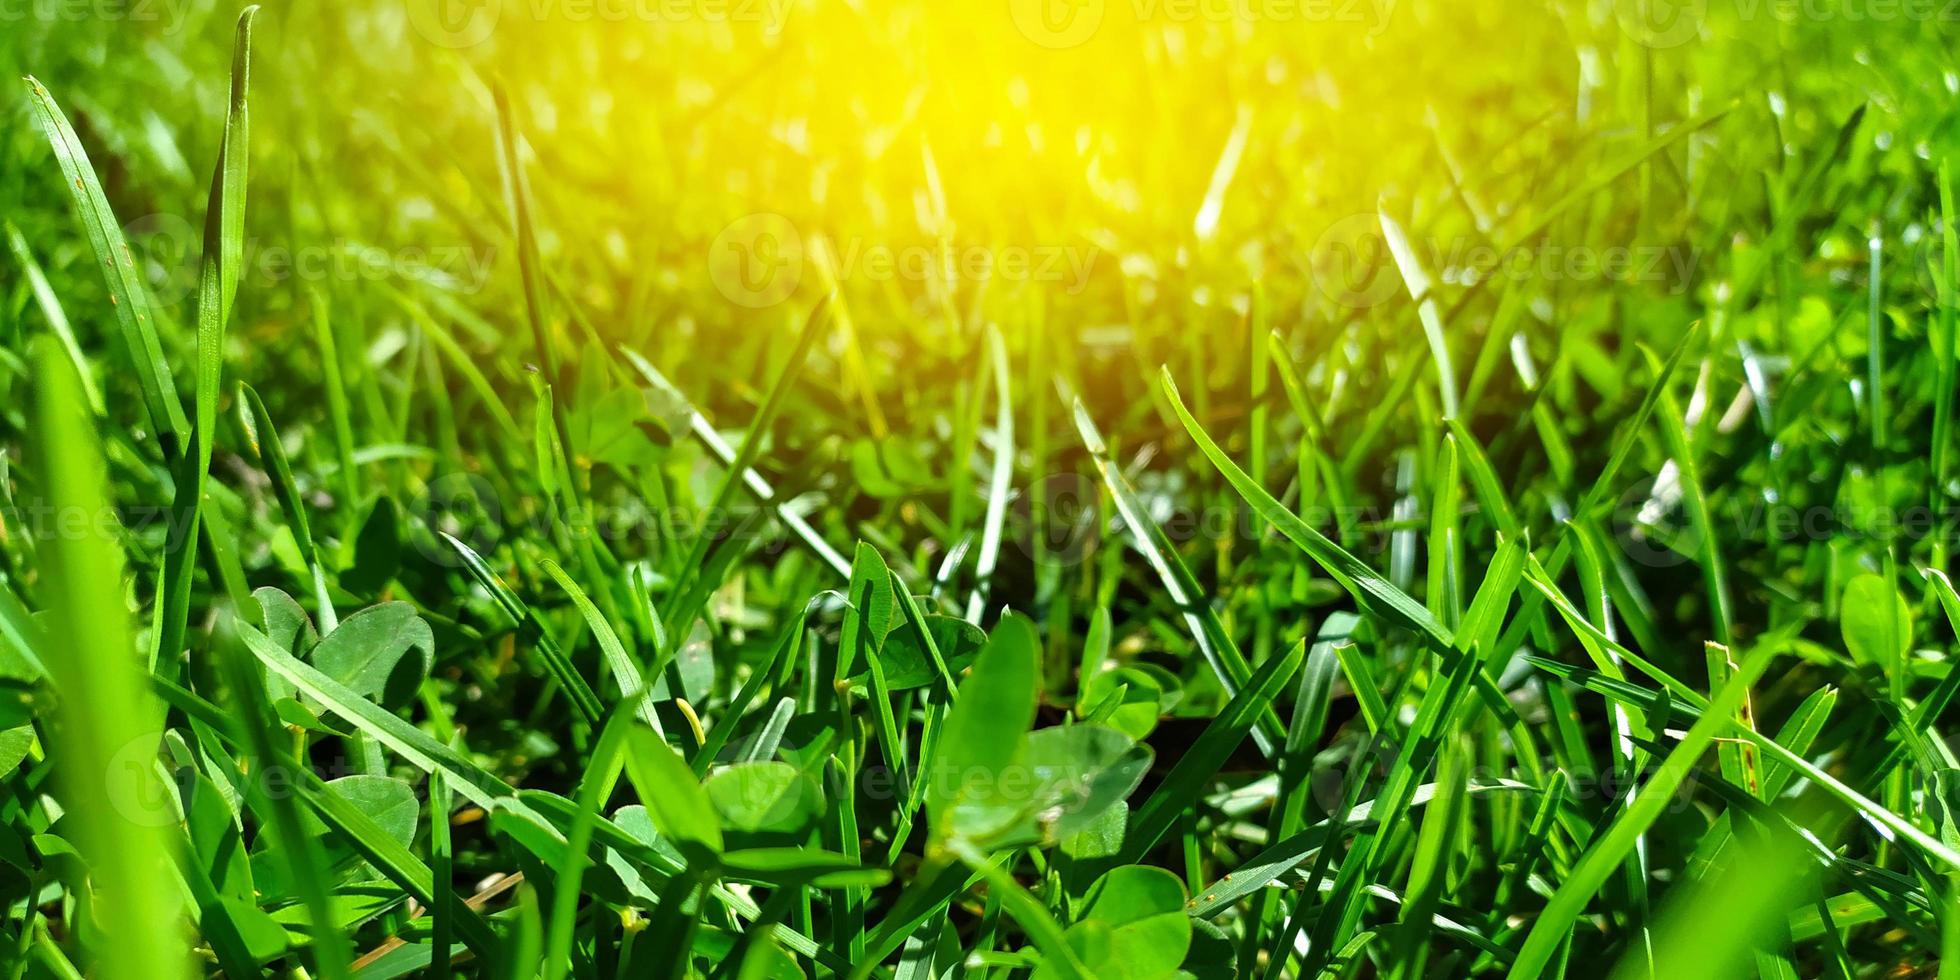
[0, 0, 1958, 976]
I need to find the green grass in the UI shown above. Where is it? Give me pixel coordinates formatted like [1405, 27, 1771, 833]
[1, 2, 1959, 978]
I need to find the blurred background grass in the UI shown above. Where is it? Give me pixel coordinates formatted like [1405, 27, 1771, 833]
[4, 0, 1960, 973]
[3, 0, 1958, 730]
[1, 1, 1951, 605]
[0, 0, 1954, 696]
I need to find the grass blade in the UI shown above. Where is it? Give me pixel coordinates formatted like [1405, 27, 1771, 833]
[26, 337, 192, 978]
[23, 78, 189, 449]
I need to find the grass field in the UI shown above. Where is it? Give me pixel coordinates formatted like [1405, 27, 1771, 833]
[2, 1, 1959, 977]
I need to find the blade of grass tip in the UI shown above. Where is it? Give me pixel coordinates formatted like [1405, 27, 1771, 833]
[1070, 396, 1283, 754]
[1461, 279, 1526, 414]
[540, 558, 661, 734]
[886, 586, 957, 858]
[1869, 232, 1893, 550]
[1458, 532, 1527, 658]
[1507, 640, 1777, 979]
[740, 698, 797, 764]
[620, 346, 850, 579]
[156, 7, 256, 668]
[27, 338, 192, 978]
[1267, 329, 1330, 441]
[23, 76, 190, 451]
[1767, 104, 1867, 253]
[1759, 685, 1836, 800]
[1703, 643, 1761, 798]
[661, 297, 834, 634]
[1076, 605, 1112, 707]
[2, 221, 104, 415]
[1380, 208, 1459, 418]
[1337, 345, 1429, 484]
[1493, 777, 1568, 914]
[1523, 557, 1707, 707]
[966, 324, 1012, 622]
[945, 342, 981, 545]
